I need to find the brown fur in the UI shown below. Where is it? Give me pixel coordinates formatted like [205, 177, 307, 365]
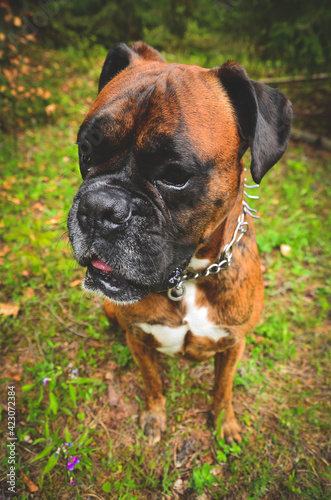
[105, 164, 264, 443]
[88, 48, 267, 444]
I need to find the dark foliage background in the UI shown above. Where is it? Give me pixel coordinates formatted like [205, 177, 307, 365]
[5, 0, 331, 72]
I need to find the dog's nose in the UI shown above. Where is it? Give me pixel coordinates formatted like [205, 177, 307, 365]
[77, 188, 132, 232]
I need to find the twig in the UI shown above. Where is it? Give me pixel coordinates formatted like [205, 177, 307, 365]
[261, 73, 329, 84]
[81, 493, 105, 500]
[18, 444, 37, 456]
[291, 128, 331, 151]
[34, 331, 45, 358]
[43, 304, 88, 338]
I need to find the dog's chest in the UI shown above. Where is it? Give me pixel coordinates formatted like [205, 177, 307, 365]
[137, 283, 229, 356]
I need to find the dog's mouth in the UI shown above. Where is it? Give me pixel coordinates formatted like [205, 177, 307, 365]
[85, 255, 134, 299]
[82, 253, 188, 303]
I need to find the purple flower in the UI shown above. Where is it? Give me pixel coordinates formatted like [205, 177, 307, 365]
[70, 478, 76, 486]
[43, 378, 51, 386]
[67, 456, 80, 471]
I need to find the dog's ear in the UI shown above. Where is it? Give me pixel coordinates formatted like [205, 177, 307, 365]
[98, 41, 165, 93]
[216, 61, 292, 184]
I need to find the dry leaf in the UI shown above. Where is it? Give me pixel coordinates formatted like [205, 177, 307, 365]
[23, 287, 35, 300]
[0, 303, 19, 317]
[70, 279, 82, 288]
[21, 473, 39, 493]
[45, 215, 61, 225]
[9, 197, 21, 205]
[2, 181, 12, 190]
[3, 68, 13, 83]
[45, 103, 56, 115]
[108, 384, 119, 406]
[0, 245, 10, 257]
[13, 17, 22, 27]
[32, 202, 45, 212]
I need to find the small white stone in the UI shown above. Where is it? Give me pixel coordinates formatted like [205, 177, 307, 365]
[280, 244, 292, 257]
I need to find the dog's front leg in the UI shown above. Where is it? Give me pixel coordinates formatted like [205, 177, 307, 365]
[126, 331, 166, 445]
[212, 338, 246, 444]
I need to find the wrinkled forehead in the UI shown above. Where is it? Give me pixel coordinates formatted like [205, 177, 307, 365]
[79, 63, 238, 160]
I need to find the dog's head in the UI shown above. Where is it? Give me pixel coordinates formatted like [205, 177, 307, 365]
[67, 42, 292, 303]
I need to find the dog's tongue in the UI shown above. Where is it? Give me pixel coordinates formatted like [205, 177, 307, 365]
[91, 258, 113, 273]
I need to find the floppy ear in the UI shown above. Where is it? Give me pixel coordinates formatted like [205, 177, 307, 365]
[216, 61, 292, 184]
[98, 41, 165, 93]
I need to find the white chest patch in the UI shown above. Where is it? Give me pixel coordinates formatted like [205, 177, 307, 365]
[137, 282, 229, 356]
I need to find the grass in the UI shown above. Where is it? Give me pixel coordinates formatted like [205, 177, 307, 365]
[0, 47, 330, 499]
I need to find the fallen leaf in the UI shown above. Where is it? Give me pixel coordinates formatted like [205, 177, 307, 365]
[22, 287, 35, 300]
[70, 279, 82, 288]
[21, 473, 39, 493]
[173, 478, 185, 495]
[45, 215, 61, 225]
[108, 384, 119, 406]
[32, 202, 45, 212]
[45, 103, 56, 115]
[280, 244, 292, 257]
[0, 303, 19, 317]
[253, 334, 269, 344]
[0, 245, 10, 257]
[3, 68, 13, 83]
[13, 17, 22, 27]
[3, 372, 21, 381]
[9, 197, 21, 205]
[2, 181, 12, 190]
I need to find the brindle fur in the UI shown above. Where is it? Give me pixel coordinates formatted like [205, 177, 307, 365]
[68, 41, 292, 445]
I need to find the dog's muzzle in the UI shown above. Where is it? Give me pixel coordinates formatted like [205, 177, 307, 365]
[77, 187, 132, 236]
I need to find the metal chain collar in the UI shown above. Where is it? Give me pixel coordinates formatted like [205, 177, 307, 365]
[167, 207, 249, 301]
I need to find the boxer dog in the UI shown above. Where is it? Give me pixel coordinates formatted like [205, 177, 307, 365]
[68, 42, 292, 445]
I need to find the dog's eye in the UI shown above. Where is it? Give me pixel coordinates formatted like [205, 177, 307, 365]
[158, 165, 191, 188]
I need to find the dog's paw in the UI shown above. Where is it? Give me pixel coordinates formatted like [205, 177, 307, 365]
[140, 407, 166, 445]
[213, 408, 242, 445]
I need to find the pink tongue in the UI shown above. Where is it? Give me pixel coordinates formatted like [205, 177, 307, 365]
[91, 258, 113, 272]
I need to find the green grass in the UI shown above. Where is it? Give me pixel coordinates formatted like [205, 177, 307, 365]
[0, 48, 330, 499]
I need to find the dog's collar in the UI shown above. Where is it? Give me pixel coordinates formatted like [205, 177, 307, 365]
[167, 177, 260, 301]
